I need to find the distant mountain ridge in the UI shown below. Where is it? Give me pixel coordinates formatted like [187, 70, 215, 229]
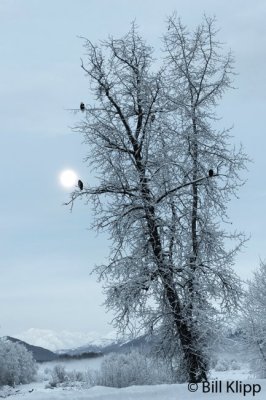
[58, 334, 152, 356]
[14, 328, 118, 352]
[2, 334, 152, 362]
[3, 336, 57, 362]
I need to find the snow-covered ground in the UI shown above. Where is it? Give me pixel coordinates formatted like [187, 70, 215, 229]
[1, 379, 265, 400]
[1, 359, 265, 400]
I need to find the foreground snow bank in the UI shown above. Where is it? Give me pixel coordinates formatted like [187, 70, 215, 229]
[2, 381, 266, 400]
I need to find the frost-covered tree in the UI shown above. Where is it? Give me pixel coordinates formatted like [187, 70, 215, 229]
[0, 339, 37, 386]
[240, 262, 266, 378]
[67, 17, 247, 382]
[154, 16, 248, 380]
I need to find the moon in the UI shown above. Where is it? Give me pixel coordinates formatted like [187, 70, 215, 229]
[59, 169, 78, 188]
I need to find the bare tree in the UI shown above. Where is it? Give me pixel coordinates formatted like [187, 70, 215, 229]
[240, 262, 266, 378]
[158, 16, 249, 380]
[67, 19, 248, 382]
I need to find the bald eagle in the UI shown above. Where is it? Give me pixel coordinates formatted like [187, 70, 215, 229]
[78, 180, 83, 190]
[80, 102, 85, 112]
[208, 169, 214, 177]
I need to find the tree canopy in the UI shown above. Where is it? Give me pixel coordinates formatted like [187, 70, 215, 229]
[67, 16, 248, 382]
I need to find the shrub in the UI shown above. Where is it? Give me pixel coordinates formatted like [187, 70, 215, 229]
[96, 350, 174, 388]
[214, 358, 230, 372]
[45, 351, 176, 389]
[230, 359, 241, 370]
[0, 339, 37, 386]
[49, 365, 68, 386]
[47, 365, 86, 388]
[213, 357, 241, 372]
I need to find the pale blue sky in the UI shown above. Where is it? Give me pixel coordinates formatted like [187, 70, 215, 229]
[0, 0, 265, 339]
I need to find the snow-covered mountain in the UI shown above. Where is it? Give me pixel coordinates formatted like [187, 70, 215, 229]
[11, 328, 153, 358]
[62, 334, 151, 356]
[14, 328, 118, 352]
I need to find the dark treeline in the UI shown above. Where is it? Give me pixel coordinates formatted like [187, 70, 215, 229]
[58, 351, 103, 360]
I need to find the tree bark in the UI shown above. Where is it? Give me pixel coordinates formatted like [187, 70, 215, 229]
[134, 147, 207, 382]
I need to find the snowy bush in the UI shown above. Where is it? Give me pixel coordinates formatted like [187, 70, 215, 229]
[214, 358, 241, 372]
[0, 339, 37, 386]
[214, 359, 230, 372]
[45, 351, 175, 389]
[47, 365, 85, 388]
[96, 350, 174, 388]
[36, 368, 50, 382]
[230, 359, 241, 370]
[49, 365, 68, 387]
[68, 370, 84, 382]
[84, 368, 100, 387]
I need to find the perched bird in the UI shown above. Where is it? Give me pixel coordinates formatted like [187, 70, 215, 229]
[208, 169, 214, 177]
[151, 114, 155, 122]
[78, 179, 84, 190]
[80, 102, 85, 112]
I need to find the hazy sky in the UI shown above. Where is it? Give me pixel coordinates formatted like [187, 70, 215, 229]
[0, 0, 265, 341]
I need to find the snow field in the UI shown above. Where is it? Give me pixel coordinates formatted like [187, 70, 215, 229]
[2, 381, 266, 400]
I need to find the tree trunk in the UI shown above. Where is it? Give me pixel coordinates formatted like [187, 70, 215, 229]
[135, 149, 207, 382]
[164, 281, 207, 382]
